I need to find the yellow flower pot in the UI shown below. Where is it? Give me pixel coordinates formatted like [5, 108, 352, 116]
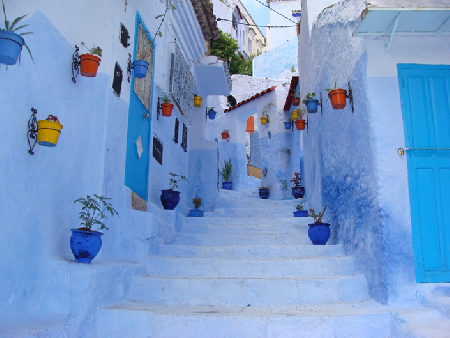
[194, 96, 202, 107]
[291, 111, 299, 120]
[260, 116, 268, 125]
[37, 120, 63, 147]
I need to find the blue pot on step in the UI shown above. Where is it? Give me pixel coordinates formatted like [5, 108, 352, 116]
[70, 229, 103, 263]
[293, 210, 308, 217]
[308, 223, 330, 245]
[304, 99, 319, 114]
[0, 31, 24, 65]
[222, 182, 232, 190]
[292, 187, 305, 199]
[133, 60, 149, 78]
[188, 209, 204, 217]
[208, 110, 217, 119]
[259, 188, 270, 199]
[160, 189, 181, 210]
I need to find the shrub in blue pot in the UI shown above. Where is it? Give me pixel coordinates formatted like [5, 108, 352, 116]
[208, 108, 217, 120]
[259, 188, 270, 199]
[293, 199, 308, 217]
[0, 2, 34, 65]
[290, 172, 305, 199]
[220, 159, 232, 190]
[188, 197, 204, 217]
[307, 205, 330, 245]
[161, 172, 188, 210]
[71, 194, 119, 263]
[302, 93, 318, 114]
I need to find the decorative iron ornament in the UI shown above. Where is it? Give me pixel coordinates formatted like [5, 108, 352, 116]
[72, 45, 80, 83]
[127, 53, 133, 83]
[27, 108, 38, 155]
[347, 81, 354, 113]
[171, 44, 195, 123]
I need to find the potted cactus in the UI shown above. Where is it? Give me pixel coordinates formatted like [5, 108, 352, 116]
[0, 0, 33, 65]
[188, 197, 204, 217]
[308, 205, 330, 245]
[160, 172, 187, 210]
[71, 194, 119, 263]
[290, 172, 305, 198]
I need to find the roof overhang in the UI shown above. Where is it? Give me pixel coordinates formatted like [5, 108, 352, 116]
[283, 76, 299, 111]
[192, 56, 232, 96]
[353, 7, 450, 51]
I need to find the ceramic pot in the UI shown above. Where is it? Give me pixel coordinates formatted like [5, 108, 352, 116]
[308, 223, 331, 245]
[70, 229, 103, 263]
[0, 31, 24, 65]
[133, 60, 149, 78]
[292, 186, 305, 199]
[160, 189, 180, 210]
[328, 89, 347, 109]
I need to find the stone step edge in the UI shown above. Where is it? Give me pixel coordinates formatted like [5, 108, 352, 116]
[135, 275, 365, 281]
[147, 255, 349, 260]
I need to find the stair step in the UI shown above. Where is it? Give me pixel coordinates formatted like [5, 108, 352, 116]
[208, 207, 298, 217]
[170, 233, 312, 246]
[128, 275, 370, 306]
[98, 300, 391, 338]
[152, 244, 345, 258]
[144, 256, 354, 277]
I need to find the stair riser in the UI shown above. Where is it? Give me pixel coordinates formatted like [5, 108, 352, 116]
[152, 244, 345, 258]
[170, 233, 312, 246]
[209, 210, 300, 217]
[187, 216, 312, 225]
[97, 310, 392, 338]
[144, 257, 355, 277]
[128, 276, 370, 306]
[180, 224, 311, 235]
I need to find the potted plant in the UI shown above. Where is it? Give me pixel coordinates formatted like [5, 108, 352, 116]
[291, 91, 300, 106]
[292, 108, 306, 130]
[290, 172, 305, 198]
[194, 94, 202, 107]
[133, 50, 150, 78]
[284, 119, 292, 130]
[221, 129, 229, 140]
[71, 194, 119, 263]
[325, 82, 347, 109]
[188, 197, 204, 217]
[160, 172, 187, 210]
[156, 86, 174, 117]
[259, 167, 270, 199]
[303, 92, 319, 113]
[208, 107, 217, 120]
[37, 115, 63, 147]
[0, 0, 33, 65]
[78, 42, 102, 77]
[261, 102, 274, 125]
[220, 159, 232, 190]
[293, 199, 308, 217]
[308, 205, 330, 245]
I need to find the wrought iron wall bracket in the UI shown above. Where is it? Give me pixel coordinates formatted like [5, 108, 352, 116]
[127, 53, 133, 83]
[72, 45, 80, 83]
[347, 81, 354, 113]
[320, 92, 323, 116]
[27, 108, 38, 155]
[156, 97, 161, 120]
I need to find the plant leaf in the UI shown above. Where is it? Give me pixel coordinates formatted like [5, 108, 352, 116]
[10, 14, 27, 31]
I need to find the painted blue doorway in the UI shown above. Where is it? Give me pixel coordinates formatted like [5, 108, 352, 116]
[398, 64, 450, 283]
[125, 15, 155, 201]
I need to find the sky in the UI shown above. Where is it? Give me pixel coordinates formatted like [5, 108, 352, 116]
[239, 0, 270, 37]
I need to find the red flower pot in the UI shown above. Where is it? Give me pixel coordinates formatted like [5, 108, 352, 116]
[221, 132, 228, 139]
[291, 97, 300, 106]
[328, 89, 347, 109]
[161, 103, 174, 117]
[295, 119, 305, 130]
[80, 54, 101, 77]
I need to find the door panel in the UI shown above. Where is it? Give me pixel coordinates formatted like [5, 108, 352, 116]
[398, 64, 450, 282]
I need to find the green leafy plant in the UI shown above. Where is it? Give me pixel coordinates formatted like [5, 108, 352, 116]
[260, 167, 269, 189]
[279, 179, 288, 191]
[302, 93, 316, 104]
[290, 65, 296, 72]
[136, 49, 149, 60]
[262, 102, 275, 117]
[294, 107, 307, 120]
[169, 172, 187, 190]
[157, 86, 172, 103]
[81, 42, 102, 57]
[220, 159, 232, 182]
[324, 82, 338, 92]
[192, 197, 202, 210]
[154, 0, 176, 39]
[295, 199, 307, 211]
[308, 205, 327, 224]
[208, 107, 215, 111]
[290, 172, 302, 187]
[1, 0, 33, 62]
[74, 194, 119, 231]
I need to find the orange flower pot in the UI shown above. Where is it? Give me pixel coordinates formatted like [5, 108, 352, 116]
[221, 131, 228, 139]
[295, 119, 305, 130]
[291, 97, 300, 106]
[161, 102, 174, 117]
[328, 89, 347, 109]
[80, 54, 101, 77]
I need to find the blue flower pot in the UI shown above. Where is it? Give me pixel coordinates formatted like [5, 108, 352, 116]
[70, 229, 103, 263]
[160, 189, 181, 210]
[284, 122, 291, 129]
[222, 182, 232, 190]
[188, 209, 204, 217]
[305, 99, 319, 114]
[293, 210, 308, 217]
[308, 223, 331, 245]
[259, 188, 270, 199]
[133, 60, 149, 78]
[292, 187, 305, 199]
[0, 31, 24, 65]
[208, 110, 217, 119]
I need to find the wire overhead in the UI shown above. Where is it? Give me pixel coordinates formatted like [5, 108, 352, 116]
[217, 18, 296, 28]
[252, 0, 297, 24]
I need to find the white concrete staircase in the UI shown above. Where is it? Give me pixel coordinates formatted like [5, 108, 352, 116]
[95, 190, 399, 337]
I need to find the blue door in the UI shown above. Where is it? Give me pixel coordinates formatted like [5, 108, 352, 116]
[398, 64, 450, 283]
[125, 16, 155, 200]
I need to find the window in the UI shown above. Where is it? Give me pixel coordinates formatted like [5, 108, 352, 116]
[181, 124, 188, 152]
[248, 38, 252, 53]
[173, 118, 179, 143]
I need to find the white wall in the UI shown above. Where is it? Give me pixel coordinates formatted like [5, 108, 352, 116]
[267, 0, 301, 50]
